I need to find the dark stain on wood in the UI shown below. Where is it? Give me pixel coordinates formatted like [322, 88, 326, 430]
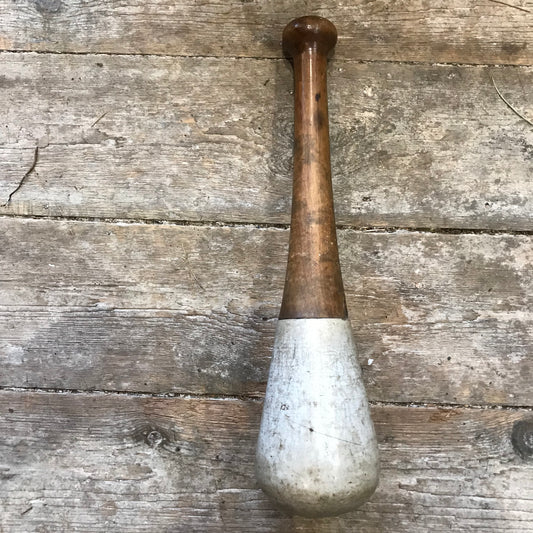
[34, 0, 62, 14]
[501, 41, 528, 55]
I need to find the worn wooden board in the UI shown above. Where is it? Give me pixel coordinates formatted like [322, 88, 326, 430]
[1, 53, 532, 230]
[2, 2, 532, 530]
[1, 0, 533, 65]
[1, 217, 531, 406]
[1, 390, 532, 532]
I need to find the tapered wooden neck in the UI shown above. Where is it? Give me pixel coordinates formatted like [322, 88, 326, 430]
[279, 17, 347, 320]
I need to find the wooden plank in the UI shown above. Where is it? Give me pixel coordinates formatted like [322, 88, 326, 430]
[1, 390, 532, 531]
[1, 217, 531, 406]
[1, 1, 533, 65]
[1, 54, 533, 230]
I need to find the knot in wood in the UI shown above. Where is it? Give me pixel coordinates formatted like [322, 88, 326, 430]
[146, 430, 164, 448]
[511, 419, 533, 460]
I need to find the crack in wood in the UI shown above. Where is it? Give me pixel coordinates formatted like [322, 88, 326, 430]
[0, 49, 532, 68]
[90, 111, 108, 128]
[488, 0, 531, 13]
[491, 75, 533, 128]
[0, 213, 533, 237]
[2, 146, 39, 207]
[0, 386, 532, 411]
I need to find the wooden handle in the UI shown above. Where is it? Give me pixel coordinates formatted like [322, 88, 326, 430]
[279, 16, 346, 319]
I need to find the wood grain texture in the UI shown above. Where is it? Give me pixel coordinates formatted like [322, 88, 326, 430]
[1, 0, 533, 65]
[0, 217, 531, 406]
[279, 17, 347, 320]
[2, 2, 532, 528]
[1, 53, 532, 230]
[1, 390, 532, 532]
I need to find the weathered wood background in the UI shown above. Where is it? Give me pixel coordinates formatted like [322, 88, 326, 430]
[1, 1, 533, 531]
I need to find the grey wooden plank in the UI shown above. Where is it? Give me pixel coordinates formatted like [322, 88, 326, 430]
[1, 53, 532, 230]
[1, 390, 532, 532]
[0, 217, 531, 406]
[1, 0, 533, 65]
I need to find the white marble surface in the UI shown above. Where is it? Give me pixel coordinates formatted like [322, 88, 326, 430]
[256, 318, 379, 517]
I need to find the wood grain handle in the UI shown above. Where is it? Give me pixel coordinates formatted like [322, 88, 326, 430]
[279, 16, 347, 319]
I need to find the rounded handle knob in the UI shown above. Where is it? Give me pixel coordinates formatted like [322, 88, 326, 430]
[282, 16, 337, 57]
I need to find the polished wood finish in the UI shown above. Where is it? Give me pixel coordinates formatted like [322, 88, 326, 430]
[279, 16, 347, 319]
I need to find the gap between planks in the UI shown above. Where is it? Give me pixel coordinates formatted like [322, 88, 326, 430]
[0, 213, 532, 238]
[1, 385, 532, 412]
[1, 48, 533, 69]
